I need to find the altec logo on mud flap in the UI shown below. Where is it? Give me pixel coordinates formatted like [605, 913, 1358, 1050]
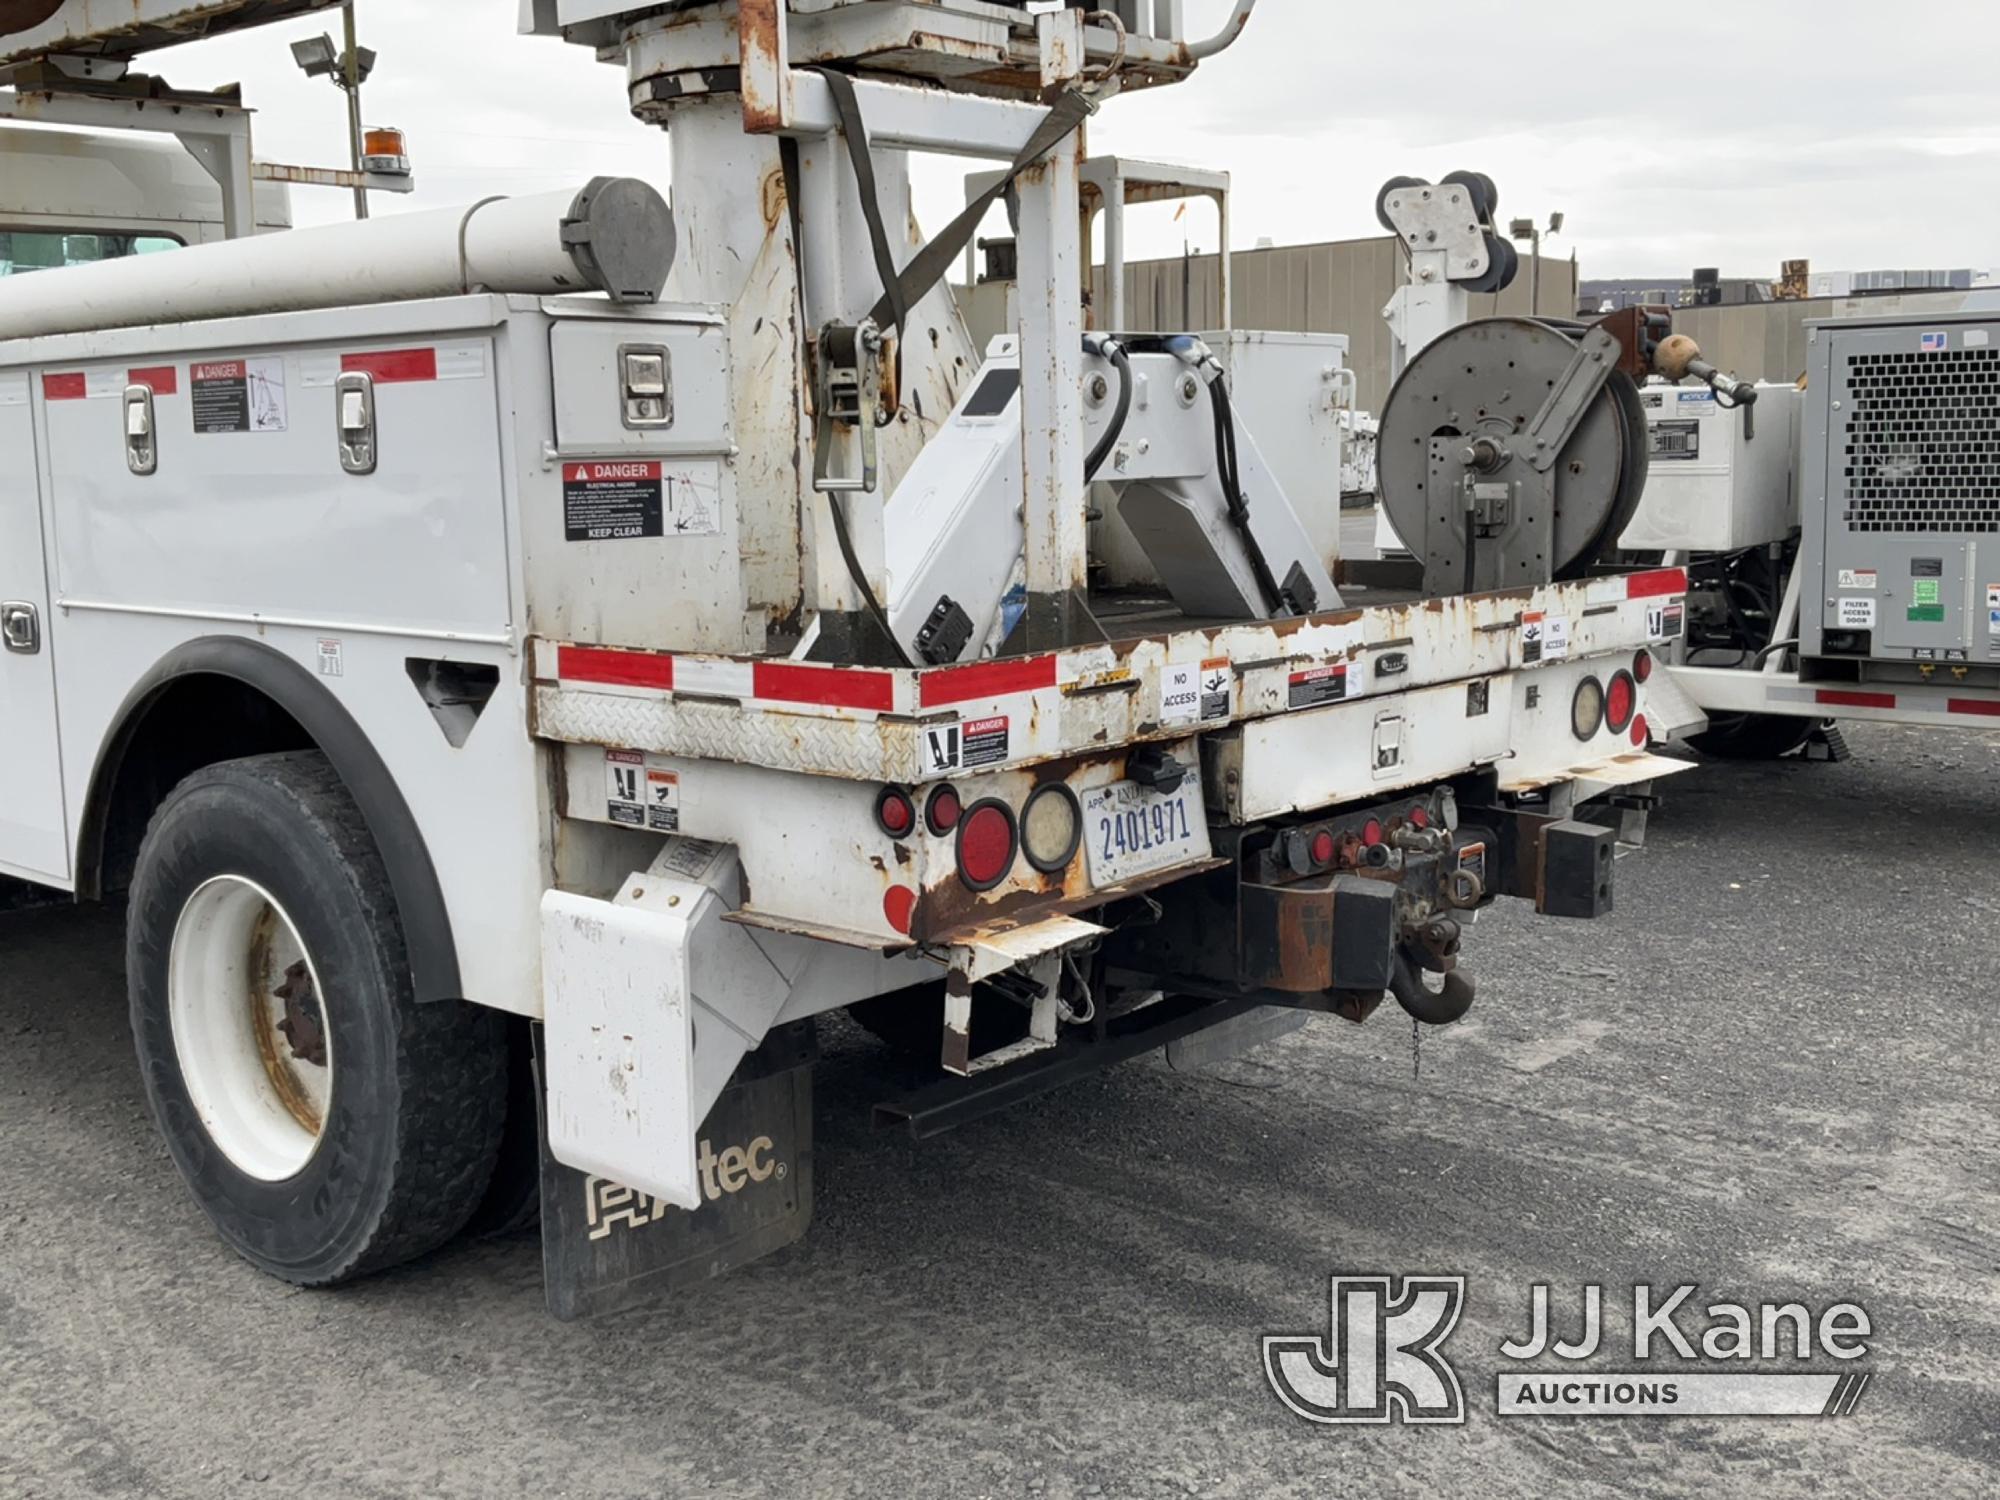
[1264, 1279, 1875, 1425]
[584, 1136, 786, 1241]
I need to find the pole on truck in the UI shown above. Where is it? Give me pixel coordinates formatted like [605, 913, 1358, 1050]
[342, 1, 368, 220]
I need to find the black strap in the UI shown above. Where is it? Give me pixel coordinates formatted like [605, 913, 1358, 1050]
[808, 66, 1095, 342]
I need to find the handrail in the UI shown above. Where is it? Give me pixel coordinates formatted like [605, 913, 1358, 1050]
[1185, 0, 1259, 61]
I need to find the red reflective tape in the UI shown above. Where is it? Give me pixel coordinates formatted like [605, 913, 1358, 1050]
[42, 373, 86, 401]
[1947, 698, 2000, 719]
[557, 645, 674, 691]
[130, 366, 179, 395]
[754, 661, 896, 712]
[342, 348, 438, 383]
[1625, 567, 1689, 600]
[1817, 690, 1896, 710]
[919, 655, 1058, 708]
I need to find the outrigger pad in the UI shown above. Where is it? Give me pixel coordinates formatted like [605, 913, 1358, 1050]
[536, 1023, 817, 1322]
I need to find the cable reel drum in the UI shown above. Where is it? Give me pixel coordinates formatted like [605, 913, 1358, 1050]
[1378, 317, 1652, 595]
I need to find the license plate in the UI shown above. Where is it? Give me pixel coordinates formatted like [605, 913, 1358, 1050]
[1083, 778, 1210, 887]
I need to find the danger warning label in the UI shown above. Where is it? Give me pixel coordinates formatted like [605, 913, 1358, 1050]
[565, 462, 666, 542]
[1288, 665, 1350, 711]
[563, 460, 723, 542]
[963, 716, 1011, 769]
[191, 357, 287, 434]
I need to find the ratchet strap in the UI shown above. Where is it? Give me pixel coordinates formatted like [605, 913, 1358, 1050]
[808, 67, 1097, 350]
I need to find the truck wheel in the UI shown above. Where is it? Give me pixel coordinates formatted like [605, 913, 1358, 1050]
[127, 751, 506, 1286]
[1687, 713, 1822, 761]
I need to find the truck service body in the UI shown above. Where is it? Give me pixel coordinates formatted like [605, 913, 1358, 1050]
[0, 0, 1699, 1314]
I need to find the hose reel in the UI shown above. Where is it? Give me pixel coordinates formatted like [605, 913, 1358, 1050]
[1377, 316, 1653, 595]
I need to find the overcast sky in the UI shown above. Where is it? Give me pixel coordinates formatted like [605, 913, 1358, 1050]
[157, 1, 1996, 280]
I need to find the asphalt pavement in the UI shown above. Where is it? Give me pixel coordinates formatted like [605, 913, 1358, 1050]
[1, 720, 1995, 1499]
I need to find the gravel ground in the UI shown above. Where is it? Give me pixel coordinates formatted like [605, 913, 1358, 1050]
[1, 721, 1995, 1499]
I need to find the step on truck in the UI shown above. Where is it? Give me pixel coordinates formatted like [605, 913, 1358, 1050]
[0, 0, 1700, 1317]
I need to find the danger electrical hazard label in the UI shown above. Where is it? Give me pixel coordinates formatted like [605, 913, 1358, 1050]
[191, 358, 287, 434]
[565, 462, 666, 542]
[1288, 664, 1351, 711]
[563, 461, 723, 542]
[962, 716, 1010, 769]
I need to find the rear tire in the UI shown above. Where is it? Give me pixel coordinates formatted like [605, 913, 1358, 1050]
[127, 751, 506, 1286]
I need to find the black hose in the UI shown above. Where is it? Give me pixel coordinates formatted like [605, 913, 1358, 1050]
[1083, 337, 1132, 483]
[1206, 370, 1286, 614]
[824, 492, 916, 669]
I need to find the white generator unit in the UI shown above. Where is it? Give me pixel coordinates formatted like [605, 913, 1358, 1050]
[1620, 382, 1802, 553]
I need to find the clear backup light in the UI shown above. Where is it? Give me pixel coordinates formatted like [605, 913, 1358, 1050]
[1021, 785, 1083, 873]
[1571, 677, 1606, 739]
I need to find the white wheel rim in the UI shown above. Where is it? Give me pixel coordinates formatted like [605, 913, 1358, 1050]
[168, 876, 334, 1182]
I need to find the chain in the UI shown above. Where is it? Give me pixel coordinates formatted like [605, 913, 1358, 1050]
[1411, 1016, 1422, 1081]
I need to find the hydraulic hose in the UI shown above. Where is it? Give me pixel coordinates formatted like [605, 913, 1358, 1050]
[1083, 336, 1133, 483]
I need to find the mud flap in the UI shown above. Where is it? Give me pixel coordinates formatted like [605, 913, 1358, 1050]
[535, 1021, 817, 1322]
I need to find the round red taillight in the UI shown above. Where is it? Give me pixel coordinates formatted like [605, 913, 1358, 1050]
[1633, 650, 1654, 684]
[1410, 806, 1430, 830]
[1310, 831, 1336, 867]
[883, 886, 916, 935]
[1631, 713, 1650, 747]
[956, 800, 1018, 891]
[875, 786, 915, 837]
[925, 784, 963, 836]
[1605, 671, 1638, 735]
[1362, 819, 1384, 848]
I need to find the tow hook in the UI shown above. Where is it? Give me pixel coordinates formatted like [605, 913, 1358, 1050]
[1389, 948, 1475, 1026]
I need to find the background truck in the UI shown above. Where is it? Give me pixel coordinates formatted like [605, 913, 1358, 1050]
[0, 0, 1698, 1318]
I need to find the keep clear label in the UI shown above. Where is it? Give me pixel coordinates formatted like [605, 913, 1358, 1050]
[191, 357, 287, 434]
[564, 461, 722, 542]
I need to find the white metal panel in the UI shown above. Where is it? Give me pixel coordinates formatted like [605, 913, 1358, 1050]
[44, 335, 513, 638]
[541, 888, 701, 1209]
[0, 371, 68, 882]
[1621, 383, 1801, 553]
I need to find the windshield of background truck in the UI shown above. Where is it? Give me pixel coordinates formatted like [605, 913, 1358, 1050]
[0, 228, 181, 276]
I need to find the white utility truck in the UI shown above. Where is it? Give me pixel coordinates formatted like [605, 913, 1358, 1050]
[0, 0, 1699, 1318]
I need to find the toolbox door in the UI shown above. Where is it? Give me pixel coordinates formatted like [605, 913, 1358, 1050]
[0, 372, 69, 883]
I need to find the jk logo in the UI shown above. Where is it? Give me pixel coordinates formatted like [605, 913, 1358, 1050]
[1264, 1276, 1467, 1425]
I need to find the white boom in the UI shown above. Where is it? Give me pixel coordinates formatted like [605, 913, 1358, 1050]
[0, 178, 673, 340]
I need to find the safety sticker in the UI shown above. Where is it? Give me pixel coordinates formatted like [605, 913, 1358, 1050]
[657, 837, 725, 880]
[191, 357, 287, 434]
[605, 750, 646, 827]
[1646, 602, 1686, 642]
[1988, 585, 2000, 636]
[1523, 612, 1546, 664]
[1920, 331, 1948, 353]
[1543, 615, 1572, 661]
[1838, 569, 1878, 591]
[644, 768, 681, 832]
[1199, 658, 1232, 723]
[921, 722, 964, 776]
[1908, 576, 1945, 624]
[1160, 663, 1202, 727]
[962, 715, 1011, 770]
[1288, 664, 1351, 710]
[1457, 842, 1488, 887]
[1650, 418, 1701, 461]
[1839, 597, 1877, 629]
[563, 460, 722, 542]
[1160, 658, 1233, 728]
[316, 638, 344, 679]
